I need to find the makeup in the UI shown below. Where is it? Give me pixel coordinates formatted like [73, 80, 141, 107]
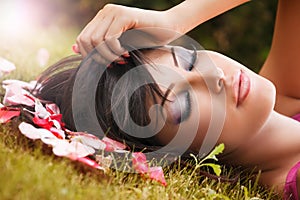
[170, 91, 192, 124]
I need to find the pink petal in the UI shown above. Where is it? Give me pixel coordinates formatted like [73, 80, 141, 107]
[134, 162, 149, 174]
[132, 152, 147, 164]
[3, 84, 35, 107]
[32, 115, 53, 130]
[0, 57, 16, 74]
[148, 167, 167, 186]
[5, 94, 35, 107]
[0, 107, 20, 123]
[132, 152, 149, 173]
[102, 136, 127, 151]
[76, 157, 104, 170]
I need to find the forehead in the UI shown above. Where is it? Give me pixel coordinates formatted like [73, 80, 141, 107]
[142, 46, 194, 63]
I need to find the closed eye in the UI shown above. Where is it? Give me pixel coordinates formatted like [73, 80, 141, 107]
[171, 46, 197, 71]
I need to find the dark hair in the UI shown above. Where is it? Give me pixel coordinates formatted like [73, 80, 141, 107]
[33, 48, 239, 183]
[35, 49, 169, 153]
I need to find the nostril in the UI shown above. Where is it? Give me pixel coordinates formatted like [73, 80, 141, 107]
[218, 78, 224, 87]
[215, 67, 225, 93]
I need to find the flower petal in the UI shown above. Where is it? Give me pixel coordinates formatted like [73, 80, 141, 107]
[76, 157, 105, 170]
[3, 83, 35, 107]
[18, 122, 42, 140]
[35, 99, 50, 119]
[102, 137, 127, 151]
[0, 57, 16, 75]
[132, 152, 149, 174]
[0, 107, 20, 123]
[49, 127, 65, 139]
[148, 167, 167, 186]
[46, 103, 60, 115]
[53, 140, 95, 158]
[70, 132, 106, 150]
[32, 115, 53, 129]
[2, 79, 36, 91]
[52, 140, 71, 156]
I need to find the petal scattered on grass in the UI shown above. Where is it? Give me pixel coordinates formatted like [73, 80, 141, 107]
[102, 136, 127, 152]
[0, 57, 16, 76]
[53, 140, 95, 158]
[70, 132, 106, 150]
[3, 83, 35, 106]
[2, 79, 36, 90]
[148, 167, 167, 186]
[0, 107, 20, 123]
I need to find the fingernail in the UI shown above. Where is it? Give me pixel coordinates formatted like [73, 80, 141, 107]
[72, 44, 80, 54]
[117, 60, 127, 65]
[122, 52, 130, 58]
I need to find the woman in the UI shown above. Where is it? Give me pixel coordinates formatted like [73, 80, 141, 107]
[36, 0, 300, 199]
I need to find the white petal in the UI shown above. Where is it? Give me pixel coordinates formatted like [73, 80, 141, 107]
[0, 57, 16, 74]
[40, 130, 60, 146]
[72, 135, 106, 150]
[35, 99, 50, 118]
[69, 141, 95, 158]
[18, 122, 41, 140]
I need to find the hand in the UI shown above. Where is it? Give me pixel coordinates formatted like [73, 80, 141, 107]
[74, 4, 180, 63]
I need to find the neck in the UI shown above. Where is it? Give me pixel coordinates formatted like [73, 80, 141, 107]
[224, 111, 300, 171]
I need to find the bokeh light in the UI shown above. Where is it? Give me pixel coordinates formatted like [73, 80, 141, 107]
[0, 0, 38, 37]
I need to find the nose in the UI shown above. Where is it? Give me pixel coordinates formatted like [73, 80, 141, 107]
[193, 66, 225, 94]
[213, 67, 225, 93]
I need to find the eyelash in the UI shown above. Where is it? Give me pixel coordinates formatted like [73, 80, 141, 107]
[171, 47, 197, 71]
[188, 48, 197, 71]
[173, 91, 192, 124]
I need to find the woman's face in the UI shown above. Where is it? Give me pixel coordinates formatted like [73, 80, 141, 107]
[143, 46, 276, 155]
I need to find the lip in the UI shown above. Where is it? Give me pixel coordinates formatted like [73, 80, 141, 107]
[233, 70, 251, 107]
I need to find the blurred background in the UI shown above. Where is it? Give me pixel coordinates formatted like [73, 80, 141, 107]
[0, 0, 277, 80]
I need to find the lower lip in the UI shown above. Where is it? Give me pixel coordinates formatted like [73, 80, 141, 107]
[237, 70, 251, 106]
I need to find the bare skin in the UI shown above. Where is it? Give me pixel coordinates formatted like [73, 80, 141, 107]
[75, 0, 300, 197]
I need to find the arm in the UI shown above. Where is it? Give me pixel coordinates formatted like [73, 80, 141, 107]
[259, 0, 300, 116]
[75, 0, 249, 58]
[166, 0, 250, 34]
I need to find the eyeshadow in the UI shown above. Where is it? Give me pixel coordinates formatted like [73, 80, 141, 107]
[170, 91, 192, 124]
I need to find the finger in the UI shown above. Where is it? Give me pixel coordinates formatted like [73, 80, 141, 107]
[76, 11, 108, 56]
[72, 44, 80, 54]
[77, 30, 95, 57]
[105, 37, 128, 57]
[89, 16, 115, 50]
[91, 52, 112, 67]
[94, 41, 120, 64]
[104, 17, 135, 52]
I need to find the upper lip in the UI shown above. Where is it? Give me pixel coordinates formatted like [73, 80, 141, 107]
[233, 70, 251, 107]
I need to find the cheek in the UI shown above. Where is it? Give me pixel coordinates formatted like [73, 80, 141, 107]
[219, 74, 276, 151]
[189, 87, 213, 152]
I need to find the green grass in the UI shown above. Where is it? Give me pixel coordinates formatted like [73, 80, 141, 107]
[0, 27, 280, 200]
